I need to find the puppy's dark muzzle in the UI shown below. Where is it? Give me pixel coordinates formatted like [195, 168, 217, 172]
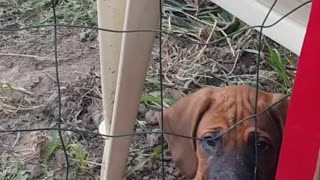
[205, 151, 255, 180]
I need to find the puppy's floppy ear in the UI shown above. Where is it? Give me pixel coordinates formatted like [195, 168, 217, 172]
[158, 88, 213, 178]
[268, 93, 290, 133]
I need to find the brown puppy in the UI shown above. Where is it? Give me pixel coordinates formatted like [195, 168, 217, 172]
[159, 85, 288, 180]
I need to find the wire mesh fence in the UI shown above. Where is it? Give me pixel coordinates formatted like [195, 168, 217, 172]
[0, 0, 311, 179]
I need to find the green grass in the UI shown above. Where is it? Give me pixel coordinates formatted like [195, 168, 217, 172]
[41, 134, 90, 178]
[8, 0, 97, 26]
[124, 94, 176, 177]
[124, 145, 162, 178]
[43, 135, 60, 174]
[57, 0, 97, 26]
[162, 0, 245, 42]
[140, 94, 175, 108]
[0, 82, 13, 91]
[266, 42, 292, 93]
[41, 134, 61, 180]
[0, 161, 28, 180]
[66, 143, 90, 174]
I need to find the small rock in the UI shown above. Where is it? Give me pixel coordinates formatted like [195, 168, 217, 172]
[55, 150, 66, 168]
[139, 104, 148, 114]
[145, 110, 160, 125]
[249, 65, 257, 73]
[92, 110, 103, 127]
[35, 63, 43, 70]
[173, 169, 181, 177]
[260, 70, 275, 78]
[66, 101, 77, 109]
[30, 76, 42, 89]
[147, 133, 161, 147]
[167, 167, 174, 174]
[80, 31, 97, 42]
[167, 88, 182, 100]
[80, 32, 89, 42]
[28, 164, 43, 179]
[149, 91, 161, 98]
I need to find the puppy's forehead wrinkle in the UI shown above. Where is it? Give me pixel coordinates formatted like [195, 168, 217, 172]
[210, 91, 258, 124]
[198, 88, 274, 144]
[228, 115, 235, 124]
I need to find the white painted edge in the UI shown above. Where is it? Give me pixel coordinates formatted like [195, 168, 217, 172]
[211, 0, 311, 55]
[99, 120, 107, 139]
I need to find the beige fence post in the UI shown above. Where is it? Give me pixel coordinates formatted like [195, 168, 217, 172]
[96, 0, 127, 179]
[101, 0, 161, 179]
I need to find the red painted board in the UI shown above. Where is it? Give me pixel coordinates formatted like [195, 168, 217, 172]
[276, 0, 320, 180]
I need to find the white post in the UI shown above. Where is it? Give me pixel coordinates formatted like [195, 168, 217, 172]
[210, 0, 311, 55]
[102, 0, 161, 179]
[96, 0, 127, 179]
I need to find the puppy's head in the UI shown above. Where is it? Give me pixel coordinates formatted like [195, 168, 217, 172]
[159, 86, 289, 180]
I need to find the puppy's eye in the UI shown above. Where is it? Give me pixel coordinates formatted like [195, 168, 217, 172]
[202, 134, 220, 148]
[204, 136, 217, 147]
[248, 133, 271, 152]
[257, 141, 270, 152]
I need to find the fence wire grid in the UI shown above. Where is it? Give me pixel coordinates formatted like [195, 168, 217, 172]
[0, 0, 311, 179]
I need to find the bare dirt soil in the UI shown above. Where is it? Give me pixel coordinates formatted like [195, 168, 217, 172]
[0, 26, 190, 179]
